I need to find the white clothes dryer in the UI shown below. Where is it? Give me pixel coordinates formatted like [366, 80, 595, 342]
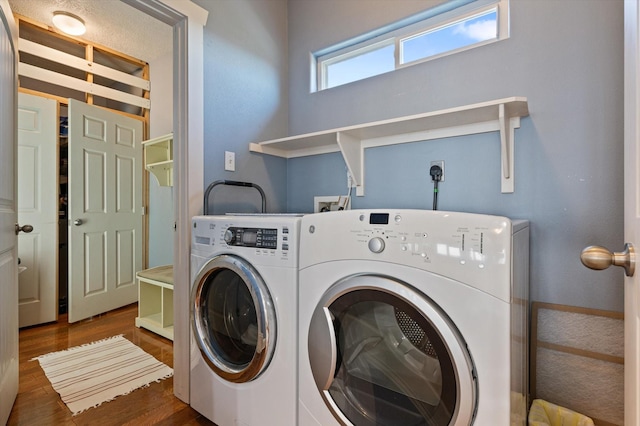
[190, 214, 302, 426]
[298, 210, 529, 426]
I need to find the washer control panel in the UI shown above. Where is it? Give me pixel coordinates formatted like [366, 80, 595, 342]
[224, 227, 279, 249]
[191, 215, 301, 266]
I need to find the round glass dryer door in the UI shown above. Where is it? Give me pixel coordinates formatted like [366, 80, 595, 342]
[192, 254, 276, 383]
[308, 275, 477, 426]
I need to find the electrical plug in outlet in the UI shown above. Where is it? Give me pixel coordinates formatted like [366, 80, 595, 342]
[430, 160, 444, 182]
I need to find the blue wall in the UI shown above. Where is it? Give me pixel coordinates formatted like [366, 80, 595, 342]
[194, 0, 624, 312]
[286, 0, 624, 312]
[195, 0, 289, 214]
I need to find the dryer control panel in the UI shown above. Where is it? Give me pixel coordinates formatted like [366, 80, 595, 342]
[300, 209, 529, 302]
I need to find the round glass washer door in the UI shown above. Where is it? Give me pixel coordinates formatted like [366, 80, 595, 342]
[308, 275, 477, 426]
[192, 254, 276, 383]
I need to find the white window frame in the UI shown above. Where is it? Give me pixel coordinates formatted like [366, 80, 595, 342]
[313, 0, 509, 92]
[319, 38, 395, 91]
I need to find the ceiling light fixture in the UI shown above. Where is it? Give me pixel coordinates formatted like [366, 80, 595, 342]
[52, 11, 86, 36]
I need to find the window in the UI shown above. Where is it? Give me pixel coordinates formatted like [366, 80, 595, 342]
[322, 40, 395, 90]
[314, 0, 508, 91]
[400, 8, 498, 65]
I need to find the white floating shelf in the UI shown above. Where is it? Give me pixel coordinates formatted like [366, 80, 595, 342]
[250, 97, 529, 194]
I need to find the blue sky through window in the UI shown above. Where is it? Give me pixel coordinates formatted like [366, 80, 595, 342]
[322, 7, 500, 90]
[326, 44, 395, 89]
[401, 9, 498, 64]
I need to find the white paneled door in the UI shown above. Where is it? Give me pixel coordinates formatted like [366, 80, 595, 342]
[67, 99, 143, 323]
[17, 93, 58, 328]
[588, 1, 640, 424]
[626, 1, 640, 424]
[0, 0, 18, 422]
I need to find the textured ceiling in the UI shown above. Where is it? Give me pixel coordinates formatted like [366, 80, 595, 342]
[8, 0, 172, 62]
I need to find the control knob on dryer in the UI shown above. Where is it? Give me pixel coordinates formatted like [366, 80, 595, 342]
[224, 229, 235, 244]
[368, 237, 385, 253]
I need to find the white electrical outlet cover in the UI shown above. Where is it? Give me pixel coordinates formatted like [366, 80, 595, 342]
[224, 151, 235, 171]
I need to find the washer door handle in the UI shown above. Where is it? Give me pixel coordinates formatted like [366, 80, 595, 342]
[308, 306, 337, 391]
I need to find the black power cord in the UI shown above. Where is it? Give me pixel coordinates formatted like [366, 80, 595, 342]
[430, 165, 443, 210]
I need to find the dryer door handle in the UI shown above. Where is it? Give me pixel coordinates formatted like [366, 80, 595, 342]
[308, 306, 337, 391]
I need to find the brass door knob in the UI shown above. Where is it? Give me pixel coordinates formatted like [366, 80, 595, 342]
[15, 224, 33, 235]
[581, 243, 635, 277]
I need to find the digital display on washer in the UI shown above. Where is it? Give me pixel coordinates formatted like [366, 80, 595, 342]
[370, 213, 389, 225]
[228, 227, 278, 249]
[241, 230, 257, 245]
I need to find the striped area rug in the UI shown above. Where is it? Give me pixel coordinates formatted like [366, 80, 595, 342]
[32, 335, 173, 415]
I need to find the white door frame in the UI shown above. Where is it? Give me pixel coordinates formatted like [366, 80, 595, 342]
[120, 0, 207, 403]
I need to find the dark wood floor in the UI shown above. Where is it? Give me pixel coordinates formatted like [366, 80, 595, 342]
[7, 303, 215, 425]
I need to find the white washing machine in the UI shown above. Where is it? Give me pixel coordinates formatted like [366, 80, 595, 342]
[298, 210, 529, 426]
[190, 214, 302, 426]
